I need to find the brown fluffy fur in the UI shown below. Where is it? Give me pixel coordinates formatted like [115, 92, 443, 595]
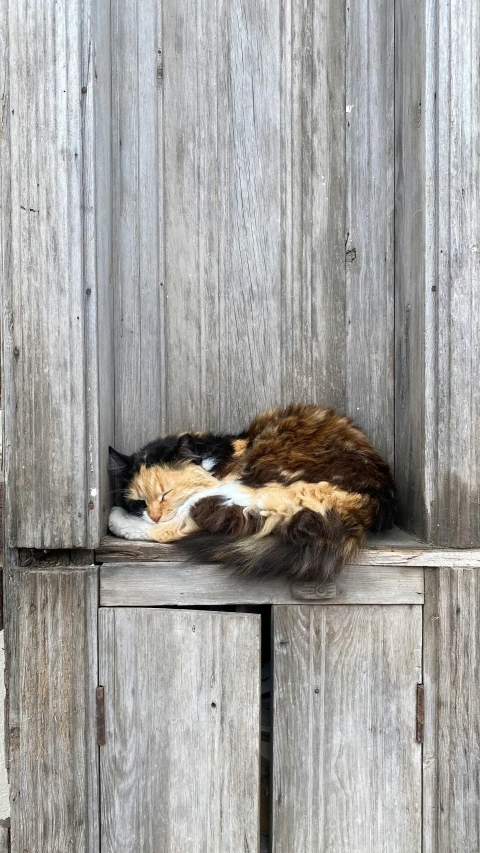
[109, 404, 396, 582]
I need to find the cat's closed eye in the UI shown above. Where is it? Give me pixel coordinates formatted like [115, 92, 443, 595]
[161, 490, 173, 502]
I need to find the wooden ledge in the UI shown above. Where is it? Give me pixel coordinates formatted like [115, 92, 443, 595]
[100, 562, 425, 607]
[96, 527, 480, 568]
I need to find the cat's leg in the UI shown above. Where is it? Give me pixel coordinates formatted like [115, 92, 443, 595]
[147, 514, 199, 542]
[108, 507, 154, 540]
[109, 506, 199, 542]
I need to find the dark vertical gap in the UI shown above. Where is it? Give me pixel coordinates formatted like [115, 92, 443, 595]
[392, 0, 396, 486]
[96, 571, 102, 853]
[160, 0, 167, 433]
[420, 589, 425, 853]
[260, 605, 272, 852]
[112, 0, 117, 454]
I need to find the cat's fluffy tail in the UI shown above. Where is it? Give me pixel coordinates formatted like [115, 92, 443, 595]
[180, 505, 373, 582]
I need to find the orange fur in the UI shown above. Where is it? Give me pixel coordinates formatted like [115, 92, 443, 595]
[128, 463, 218, 524]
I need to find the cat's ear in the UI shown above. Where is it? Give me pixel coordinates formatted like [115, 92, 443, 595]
[175, 433, 199, 462]
[108, 446, 133, 477]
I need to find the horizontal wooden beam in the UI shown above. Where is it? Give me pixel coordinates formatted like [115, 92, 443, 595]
[100, 562, 424, 607]
[97, 529, 480, 568]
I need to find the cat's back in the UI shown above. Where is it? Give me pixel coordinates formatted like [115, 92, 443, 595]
[246, 403, 373, 454]
[240, 404, 394, 513]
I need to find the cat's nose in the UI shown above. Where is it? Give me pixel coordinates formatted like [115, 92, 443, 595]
[149, 511, 161, 523]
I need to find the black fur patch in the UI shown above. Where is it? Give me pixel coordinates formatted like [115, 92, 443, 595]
[191, 497, 261, 537]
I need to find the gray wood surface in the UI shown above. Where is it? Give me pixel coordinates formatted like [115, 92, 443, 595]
[272, 605, 422, 852]
[395, 0, 480, 545]
[1, 0, 112, 548]
[100, 561, 424, 607]
[431, 0, 480, 545]
[111, 0, 394, 456]
[0, 822, 9, 853]
[8, 567, 99, 853]
[111, 0, 166, 450]
[280, 0, 345, 413]
[97, 528, 480, 567]
[346, 0, 394, 465]
[99, 608, 260, 853]
[423, 568, 480, 852]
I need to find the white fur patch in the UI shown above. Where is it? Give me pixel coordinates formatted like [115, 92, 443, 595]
[201, 457, 216, 472]
[177, 481, 253, 520]
[109, 507, 153, 541]
[214, 482, 252, 507]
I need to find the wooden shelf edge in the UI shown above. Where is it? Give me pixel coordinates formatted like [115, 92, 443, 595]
[96, 527, 480, 569]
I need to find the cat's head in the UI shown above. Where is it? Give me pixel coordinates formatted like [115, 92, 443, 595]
[108, 435, 216, 523]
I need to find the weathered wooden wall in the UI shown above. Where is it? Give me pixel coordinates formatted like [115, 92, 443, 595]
[99, 608, 260, 852]
[112, 0, 394, 468]
[272, 605, 422, 852]
[395, 0, 480, 546]
[423, 569, 480, 852]
[1, 0, 478, 546]
[0, 0, 113, 549]
[7, 567, 99, 853]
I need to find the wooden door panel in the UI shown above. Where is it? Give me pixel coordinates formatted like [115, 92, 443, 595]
[272, 605, 422, 852]
[99, 608, 261, 853]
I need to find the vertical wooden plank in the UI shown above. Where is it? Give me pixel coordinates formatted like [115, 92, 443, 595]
[92, 0, 114, 535]
[99, 608, 260, 853]
[395, 0, 429, 537]
[162, 0, 222, 432]
[272, 605, 422, 852]
[8, 567, 99, 853]
[280, 0, 346, 410]
[0, 821, 9, 853]
[395, 0, 480, 545]
[162, 0, 283, 432]
[112, 0, 165, 451]
[217, 0, 282, 428]
[432, 0, 480, 545]
[346, 0, 394, 465]
[423, 568, 480, 853]
[1, 0, 112, 547]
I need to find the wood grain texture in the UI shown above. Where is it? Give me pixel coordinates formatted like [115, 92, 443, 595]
[99, 562, 424, 607]
[423, 568, 480, 853]
[99, 608, 260, 853]
[0, 821, 9, 853]
[346, 0, 394, 465]
[112, 0, 165, 451]
[280, 0, 346, 411]
[395, 0, 480, 545]
[93, 0, 114, 536]
[8, 567, 99, 853]
[1, 0, 112, 547]
[112, 0, 394, 459]
[431, 0, 480, 545]
[395, 0, 429, 539]
[272, 605, 422, 852]
[97, 528, 480, 567]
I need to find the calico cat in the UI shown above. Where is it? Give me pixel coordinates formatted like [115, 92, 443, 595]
[108, 404, 395, 582]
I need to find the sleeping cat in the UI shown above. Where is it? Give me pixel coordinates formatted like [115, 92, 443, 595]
[108, 404, 395, 581]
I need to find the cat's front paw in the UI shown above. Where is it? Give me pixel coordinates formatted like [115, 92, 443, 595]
[108, 506, 153, 541]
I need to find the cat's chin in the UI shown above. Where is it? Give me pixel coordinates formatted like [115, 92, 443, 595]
[109, 506, 153, 541]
